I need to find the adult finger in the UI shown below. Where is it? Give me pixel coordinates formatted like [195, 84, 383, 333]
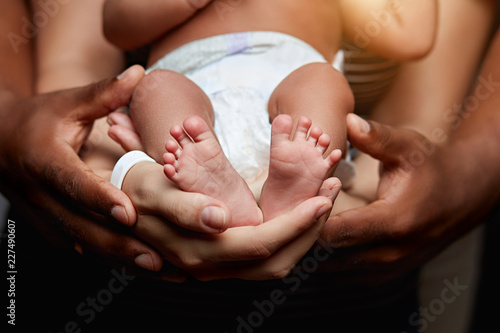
[322, 200, 395, 248]
[196, 183, 338, 265]
[133, 180, 339, 280]
[122, 161, 232, 233]
[346, 113, 423, 164]
[223, 193, 337, 281]
[71, 218, 164, 272]
[38, 66, 145, 226]
[208, 198, 329, 260]
[135, 193, 332, 267]
[197, 214, 329, 281]
[202, 178, 341, 281]
[201, 176, 339, 262]
[43, 143, 138, 226]
[24, 187, 164, 273]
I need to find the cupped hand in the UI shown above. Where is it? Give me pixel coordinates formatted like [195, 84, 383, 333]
[321, 114, 489, 285]
[0, 66, 178, 277]
[0, 65, 145, 226]
[122, 161, 341, 280]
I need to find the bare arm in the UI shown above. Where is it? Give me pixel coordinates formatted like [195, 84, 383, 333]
[5, 1, 166, 272]
[322, 0, 499, 284]
[339, 0, 438, 60]
[0, 0, 33, 96]
[32, 0, 125, 93]
[450, 27, 500, 200]
[347, 0, 496, 202]
[103, 0, 212, 50]
[0, 0, 163, 272]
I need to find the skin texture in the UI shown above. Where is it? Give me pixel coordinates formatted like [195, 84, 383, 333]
[1, 0, 342, 282]
[106, 0, 496, 285]
[0, 0, 164, 273]
[5, 0, 496, 291]
[0, 66, 168, 271]
[123, 162, 341, 281]
[104, 0, 437, 64]
[339, 0, 438, 60]
[334, 0, 496, 212]
[321, 20, 500, 285]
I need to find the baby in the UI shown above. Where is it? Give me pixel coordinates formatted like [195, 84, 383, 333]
[103, 0, 437, 227]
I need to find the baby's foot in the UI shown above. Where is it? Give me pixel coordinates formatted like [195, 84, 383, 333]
[163, 116, 262, 227]
[259, 115, 341, 221]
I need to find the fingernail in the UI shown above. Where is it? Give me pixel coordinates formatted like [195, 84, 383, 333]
[356, 115, 371, 133]
[107, 116, 116, 126]
[201, 206, 227, 232]
[108, 131, 118, 142]
[111, 205, 131, 226]
[116, 67, 132, 80]
[135, 253, 155, 271]
[328, 183, 342, 201]
[350, 114, 370, 133]
[315, 201, 332, 219]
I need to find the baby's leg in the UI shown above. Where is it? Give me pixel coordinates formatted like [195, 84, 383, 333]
[130, 70, 262, 227]
[268, 62, 354, 158]
[129, 69, 215, 162]
[260, 63, 353, 221]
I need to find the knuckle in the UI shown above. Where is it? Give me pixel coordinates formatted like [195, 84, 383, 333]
[84, 80, 108, 108]
[110, 238, 131, 258]
[264, 263, 294, 280]
[387, 222, 410, 240]
[184, 0, 210, 10]
[64, 219, 88, 243]
[387, 214, 419, 241]
[175, 252, 204, 271]
[377, 125, 399, 151]
[167, 196, 195, 227]
[87, 78, 126, 114]
[378, 247, 409, 266]
[246, 238, 274, 260]
[327, 218, 355, 248]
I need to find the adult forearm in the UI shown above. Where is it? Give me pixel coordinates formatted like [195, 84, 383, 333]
[32, 0, 124, 93]
[0, 0, 33, 97]
[0, 0, 32, 177]
[371, 0, 496, 140]
[450, 27, 500, 206]
[347, 0, 496, 202]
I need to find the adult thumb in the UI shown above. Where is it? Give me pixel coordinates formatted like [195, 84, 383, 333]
[67, 65, 145, 122]
[346, 113, 423, 164]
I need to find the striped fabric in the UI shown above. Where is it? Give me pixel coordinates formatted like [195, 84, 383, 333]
[342, 42, 400, 117]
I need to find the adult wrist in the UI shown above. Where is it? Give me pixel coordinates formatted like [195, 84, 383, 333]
[110, 150, 156, 189]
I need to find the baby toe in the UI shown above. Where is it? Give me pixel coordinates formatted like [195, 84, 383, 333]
[293, 116, 312, 141]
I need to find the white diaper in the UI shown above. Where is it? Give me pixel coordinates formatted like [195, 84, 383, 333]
[148, 31, 349, 182]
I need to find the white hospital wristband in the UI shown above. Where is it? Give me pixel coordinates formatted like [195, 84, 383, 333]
[110, 151, 156, 189]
